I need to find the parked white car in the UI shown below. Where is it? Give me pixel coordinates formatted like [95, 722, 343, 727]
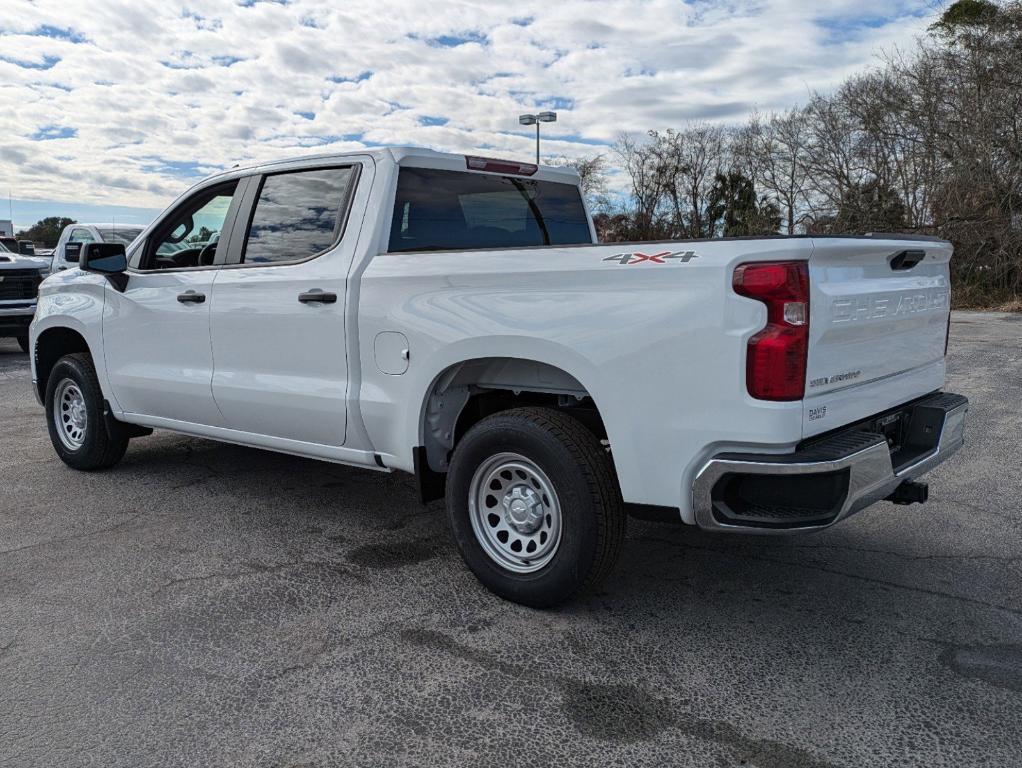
[50, 223, 146, 273]
[29, 147, 968, 606]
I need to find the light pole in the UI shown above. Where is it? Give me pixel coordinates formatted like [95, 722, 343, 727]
[518, 111, 557, 164]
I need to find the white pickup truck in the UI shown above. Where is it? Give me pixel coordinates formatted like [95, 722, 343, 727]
[50, 222, 147, 273]
[29, 147, 968, 606]
[1, 245, 50, 352]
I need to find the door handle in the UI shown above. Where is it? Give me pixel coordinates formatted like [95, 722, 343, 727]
[298, 290, 337, 304]
[177, 291, 206, 304]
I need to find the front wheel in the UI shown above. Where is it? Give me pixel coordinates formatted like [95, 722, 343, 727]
[445, 407, 625, 607]
[45, 353, 129, 471]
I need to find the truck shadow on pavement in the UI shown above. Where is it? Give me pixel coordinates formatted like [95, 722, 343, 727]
[0, 344, 29, 376]
[116, 431, 1021, 693]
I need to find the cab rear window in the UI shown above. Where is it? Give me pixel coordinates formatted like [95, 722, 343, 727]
[388, 167, 591, 252]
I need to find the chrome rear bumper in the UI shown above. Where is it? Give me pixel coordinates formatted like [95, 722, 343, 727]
[693, 392, 968, 533]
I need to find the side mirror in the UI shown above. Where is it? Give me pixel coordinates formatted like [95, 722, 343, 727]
[18, 241, 35, 255]
[64, 242, 82, 263]
[81, 242, 129, 291]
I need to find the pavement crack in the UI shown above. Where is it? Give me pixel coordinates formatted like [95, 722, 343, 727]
[943, 496, 1019, 523]
[0, 513, 143, 557]
[271, 640, 332, 679]
[151, 568, 265, 597]
[756, 542, 1022, 564]
[638, 536, 1022, 618]
[151, 559, 362, 597]
[0, 636, 18, 662]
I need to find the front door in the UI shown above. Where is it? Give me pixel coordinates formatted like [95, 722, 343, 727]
[209, 164, 362, 446]
[102, 179, 244, 426]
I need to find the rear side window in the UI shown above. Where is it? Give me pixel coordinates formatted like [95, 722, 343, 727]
[389, 168, 591, 252]
[103, 228, 144, 246]
[70, 228, 95, 243]
[243, 167, 355, 264]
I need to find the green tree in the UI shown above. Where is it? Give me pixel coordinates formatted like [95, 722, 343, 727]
[707, 171, 782, 237]
[15, 217, 76, 247]
[930, 0, 1001, 37]
[812, 179, 908, 235]
[187, 226, 213, 244]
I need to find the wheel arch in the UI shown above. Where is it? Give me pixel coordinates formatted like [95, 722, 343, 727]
[34, 324, 96, 404]
[410, 345, 612, 502]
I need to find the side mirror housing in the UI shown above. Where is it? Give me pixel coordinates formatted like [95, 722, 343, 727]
[64, 242, 82, 263]
[18, 241, 35, 255]
[81, 242, 129, 291]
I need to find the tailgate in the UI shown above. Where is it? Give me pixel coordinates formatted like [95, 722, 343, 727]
[803, 238, 952, 437]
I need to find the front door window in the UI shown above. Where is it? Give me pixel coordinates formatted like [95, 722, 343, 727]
[141, 181, 239, 271]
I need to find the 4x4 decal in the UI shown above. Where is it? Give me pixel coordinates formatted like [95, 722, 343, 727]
[602, 250, 698, 265]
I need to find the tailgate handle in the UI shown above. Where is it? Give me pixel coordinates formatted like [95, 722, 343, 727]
[890, 249, 926, 270]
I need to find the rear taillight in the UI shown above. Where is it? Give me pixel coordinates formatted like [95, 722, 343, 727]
[733, 261, 810, 401]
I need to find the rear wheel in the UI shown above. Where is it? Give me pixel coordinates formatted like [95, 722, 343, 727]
[16, 334, 29, 354]
[446, 407, 625, 607]
[45, 353, 129, 471]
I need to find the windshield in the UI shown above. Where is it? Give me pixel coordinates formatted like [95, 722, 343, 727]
[102, 228, 145, 246]
[0, 242, 10, 253]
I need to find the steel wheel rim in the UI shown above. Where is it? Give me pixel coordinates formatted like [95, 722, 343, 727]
[468, 452, 562, 574]
[54, 378, 87, 451]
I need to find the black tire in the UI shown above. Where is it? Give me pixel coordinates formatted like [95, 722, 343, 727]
[45, 353, 129, 471]
[445, 407, 625, 608]
[16, 334, 30, 354]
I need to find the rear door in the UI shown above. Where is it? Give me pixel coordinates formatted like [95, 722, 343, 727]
[209, 162, 365, 446]
[803, 238, 952, 436]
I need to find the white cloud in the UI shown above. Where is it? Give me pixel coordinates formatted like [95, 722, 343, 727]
[0, 0, 939, 209]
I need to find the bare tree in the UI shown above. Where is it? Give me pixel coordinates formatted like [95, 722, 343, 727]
[613, 132, 676, 239]
[599, 0, 1022, 304]
[665, 125, 728, 238]
[551, 154, 611, 211]
[744, 109, 813, 234]
[612, 126, 728, 239]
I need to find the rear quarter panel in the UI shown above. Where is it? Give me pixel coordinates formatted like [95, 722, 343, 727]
[358, 239, 810, 520]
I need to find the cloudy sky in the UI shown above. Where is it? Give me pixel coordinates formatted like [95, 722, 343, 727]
[1, 0, 940, 230]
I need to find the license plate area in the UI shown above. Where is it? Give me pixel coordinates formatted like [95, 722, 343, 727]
[867, 410, 911, 454]
[797, 392, 963, 474]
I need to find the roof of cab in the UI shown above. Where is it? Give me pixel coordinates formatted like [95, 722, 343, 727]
[205, 146, 581, 185]
[71, 223, 147, 230]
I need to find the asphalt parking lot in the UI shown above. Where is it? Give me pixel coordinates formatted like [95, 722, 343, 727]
[1, 311, 1020, 768]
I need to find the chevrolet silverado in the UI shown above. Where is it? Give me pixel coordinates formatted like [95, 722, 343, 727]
[29, 147, 968, 606]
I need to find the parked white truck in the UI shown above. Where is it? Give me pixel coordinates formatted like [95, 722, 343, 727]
[50, 222, 147, 273]
[29, 147, 968, 606]
[1, 243, 50, 352]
